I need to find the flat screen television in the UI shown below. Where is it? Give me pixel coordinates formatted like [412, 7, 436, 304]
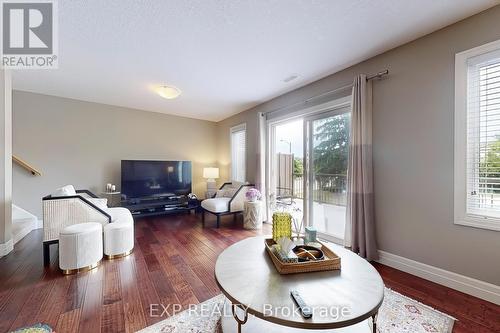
[121, 160, 192, 202]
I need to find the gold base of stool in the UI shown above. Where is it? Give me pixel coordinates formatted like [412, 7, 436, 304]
[104, 249, 133, 260]
[62, 260, 101, 275]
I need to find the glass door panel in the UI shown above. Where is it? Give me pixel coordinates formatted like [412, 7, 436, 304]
[269, 119, 304, 204]
[305, 107, 350, 243]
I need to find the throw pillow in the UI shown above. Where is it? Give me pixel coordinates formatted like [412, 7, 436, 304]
[51, 185, 76, 197]
[224, 187, 238, 198]
[86, 198, 108, 210]
[231, 181, 245, 189]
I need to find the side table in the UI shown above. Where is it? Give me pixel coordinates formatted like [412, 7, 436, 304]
[100, 191, 121, 207]
[243, 201, 263, 229]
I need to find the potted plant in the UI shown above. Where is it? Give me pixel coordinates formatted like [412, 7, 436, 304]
[245, 188, 262, 202]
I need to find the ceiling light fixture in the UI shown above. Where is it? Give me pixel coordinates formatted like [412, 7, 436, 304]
[156, 85, 182, 99]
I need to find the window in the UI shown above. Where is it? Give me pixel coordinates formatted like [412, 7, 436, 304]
[230, 123, 246, 182]
[455, 39, 500, 231]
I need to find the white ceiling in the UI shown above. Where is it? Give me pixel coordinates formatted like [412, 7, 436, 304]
[12, 0, 499, 121]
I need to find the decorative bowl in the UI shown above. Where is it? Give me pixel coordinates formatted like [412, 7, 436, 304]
[293, 245, 325, 262]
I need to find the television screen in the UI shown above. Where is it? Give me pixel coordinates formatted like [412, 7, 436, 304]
[121, 160, 192, 201]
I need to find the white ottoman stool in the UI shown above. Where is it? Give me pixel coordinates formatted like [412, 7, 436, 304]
[104, 207, 134, 259]
[59, 222, 103, 274]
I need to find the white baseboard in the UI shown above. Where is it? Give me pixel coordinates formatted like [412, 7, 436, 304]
[377, 250, 500, 305]
[0, 219, 40, 258]
[0, 239, 13, 257]
[13, 224, 32, 244]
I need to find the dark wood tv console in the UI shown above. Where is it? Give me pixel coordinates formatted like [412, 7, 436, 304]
[121, 197, 200, 218]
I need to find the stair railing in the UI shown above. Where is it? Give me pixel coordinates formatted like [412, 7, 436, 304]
[12, 155, 42, 176]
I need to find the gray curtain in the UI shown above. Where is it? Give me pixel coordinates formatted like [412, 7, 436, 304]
[346, 74, 378, 260]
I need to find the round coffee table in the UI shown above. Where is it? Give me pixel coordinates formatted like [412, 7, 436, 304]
[215, 236, 384, 333]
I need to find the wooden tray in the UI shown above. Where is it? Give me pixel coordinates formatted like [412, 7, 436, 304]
[264, 238, 341, 274]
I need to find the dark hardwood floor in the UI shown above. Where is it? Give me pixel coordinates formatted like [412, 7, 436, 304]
[0, 213, 498, 333]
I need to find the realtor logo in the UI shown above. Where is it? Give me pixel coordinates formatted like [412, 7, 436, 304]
[1, 0, 58, 68]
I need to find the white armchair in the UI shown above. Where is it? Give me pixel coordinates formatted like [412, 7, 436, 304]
[201, 181, 255, 228]
[42, 185, 134, 266]
[42, 188, 111, 265]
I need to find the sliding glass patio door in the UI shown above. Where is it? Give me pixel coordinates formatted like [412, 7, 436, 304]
[304, 106, 351, 243]
[266, 98, 351, 244]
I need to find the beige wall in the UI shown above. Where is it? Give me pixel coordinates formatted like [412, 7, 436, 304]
[13, 91, 217, 217]
[217, 6, 500, 285]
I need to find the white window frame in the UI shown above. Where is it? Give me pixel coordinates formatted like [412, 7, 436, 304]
[454, 39, 500, 231]
[230, 123, 246, 182]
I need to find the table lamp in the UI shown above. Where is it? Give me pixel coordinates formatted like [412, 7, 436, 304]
[203, 167, 219, 198]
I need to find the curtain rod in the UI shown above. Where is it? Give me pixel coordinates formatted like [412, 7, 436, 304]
[263, 69, 389, 116]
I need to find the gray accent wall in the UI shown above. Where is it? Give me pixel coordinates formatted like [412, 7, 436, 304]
[216, 6, 500, 285]
[12, 91, 217, 217]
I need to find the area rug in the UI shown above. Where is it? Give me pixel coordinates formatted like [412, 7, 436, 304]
[377, 288, 455, 333]
[139, 288, 455, 333]
[9, 323, 53, 333]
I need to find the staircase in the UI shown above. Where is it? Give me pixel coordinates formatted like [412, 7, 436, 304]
[12, 204, 39, 245]
[11, 155, 41, 245]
